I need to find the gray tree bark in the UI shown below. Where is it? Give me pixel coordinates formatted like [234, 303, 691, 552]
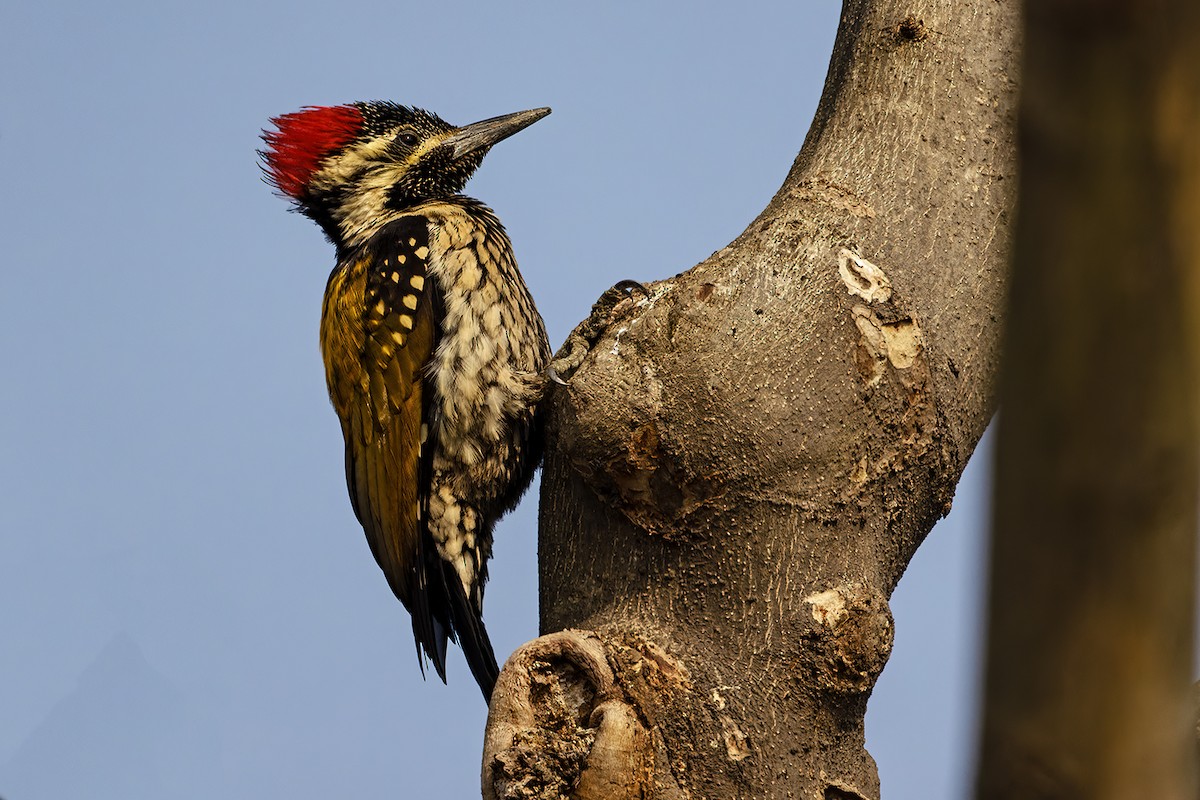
[484, 2, 1020, 797]
[976, 2, 1200, 798]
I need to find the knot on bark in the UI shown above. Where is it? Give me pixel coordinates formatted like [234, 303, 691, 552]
[484, 630, 686, 800]
[802, 583, 894, 695]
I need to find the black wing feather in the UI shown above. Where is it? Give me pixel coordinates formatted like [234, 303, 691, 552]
[334, 214, 500, 700]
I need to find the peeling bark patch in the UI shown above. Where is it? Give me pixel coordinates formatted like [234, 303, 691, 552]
[491, 723, 592, 800]
[489, 660, 596, 800]
[719, 715, 752, 761]
[807, 587, 849, 627]
[791, 177, 877, 218]
[629, 423, 661, 471]
[895, 15, 928, 42]
[853, 310, 888, 388]
[708, 687, 751, 762]
[625, 637, 692, 692]
[880, 317, 922, 369]
[849, 456, 869, 486]
[838, 249, 893, 303]
[802, 584, 894, 695]
[845, 288, 947, 522]
[604, 421, 678, 533]
[851, 305, 925, 386]
[596, 418, 724, 539]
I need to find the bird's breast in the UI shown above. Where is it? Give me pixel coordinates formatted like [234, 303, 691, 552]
[421, 209, 548, 470]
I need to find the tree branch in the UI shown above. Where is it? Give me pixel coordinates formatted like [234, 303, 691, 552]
[486, 1, 1021, 796]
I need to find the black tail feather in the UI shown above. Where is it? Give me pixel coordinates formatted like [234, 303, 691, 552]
[441, 559, 499, 701]
[409, 527, 496, 699]
[411, 385, 496, 699]
[411, 516, 450, 683]
[410, 603, 449, 683]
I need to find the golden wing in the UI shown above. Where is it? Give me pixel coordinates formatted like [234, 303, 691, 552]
[323, 216, 451, 677]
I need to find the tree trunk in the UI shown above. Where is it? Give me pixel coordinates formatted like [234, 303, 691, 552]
[484, 1, 1020, 797]
[976, 2, 1200, 798]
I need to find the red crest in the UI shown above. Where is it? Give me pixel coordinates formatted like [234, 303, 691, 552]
[261, 105, 364, 198]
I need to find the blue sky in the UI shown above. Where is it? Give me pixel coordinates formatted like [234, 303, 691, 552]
[0, 2, 987, 797]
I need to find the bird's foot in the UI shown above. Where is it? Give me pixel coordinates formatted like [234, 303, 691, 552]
[548, 280, 651, 385]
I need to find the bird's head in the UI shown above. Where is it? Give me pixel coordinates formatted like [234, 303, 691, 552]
[261, 102, 550, 247]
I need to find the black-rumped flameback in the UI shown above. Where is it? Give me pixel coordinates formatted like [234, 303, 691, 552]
[260, 102, 551, 701]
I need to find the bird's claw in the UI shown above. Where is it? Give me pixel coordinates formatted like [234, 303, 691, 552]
[546, 364, 570, 386]
[548, 278, 651, 386]
[611, 279, 650, 300]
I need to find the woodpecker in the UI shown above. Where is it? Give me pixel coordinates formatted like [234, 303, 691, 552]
[260, 102, 551, 701]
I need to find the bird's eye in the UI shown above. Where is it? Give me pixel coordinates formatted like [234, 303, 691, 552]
[396, 131, 420, 147]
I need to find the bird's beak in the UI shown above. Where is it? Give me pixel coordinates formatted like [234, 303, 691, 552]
[443, 107, 551, 160]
